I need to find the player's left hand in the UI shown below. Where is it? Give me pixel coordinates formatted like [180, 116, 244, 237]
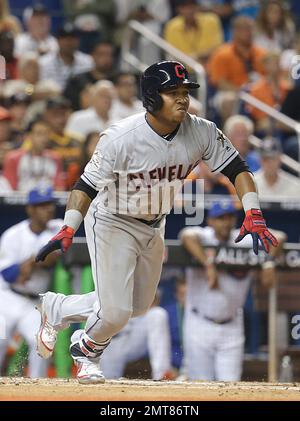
[235, 209, 278, 254]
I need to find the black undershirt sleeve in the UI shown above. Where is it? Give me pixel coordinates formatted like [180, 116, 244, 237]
[221, 154, 251, 185]
[72, 177, 98, 200]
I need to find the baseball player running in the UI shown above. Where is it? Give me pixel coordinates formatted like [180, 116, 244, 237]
[0, 187, 62, 377]
[35, 60, 278, 384]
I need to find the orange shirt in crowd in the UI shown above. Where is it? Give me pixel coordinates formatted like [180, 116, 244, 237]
[247, 78, 291, 120]
[208, 43, 267, 88]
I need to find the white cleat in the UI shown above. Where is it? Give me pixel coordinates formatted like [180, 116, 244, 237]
[74, 357, 106, 384]
[70, 331, 106, 384]
[36, 294, 57, 359]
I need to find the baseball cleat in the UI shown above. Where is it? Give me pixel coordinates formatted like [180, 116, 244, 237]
[70, 342, 105, 384]
[73, 357, 105, 384]
[70, 331, 105, 384]
[36, 294, 57, 359]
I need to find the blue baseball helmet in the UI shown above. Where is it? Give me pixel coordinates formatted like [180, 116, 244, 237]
[140, 60, 199, 113]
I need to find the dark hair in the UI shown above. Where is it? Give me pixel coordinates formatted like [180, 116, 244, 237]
[91, 40, 114, 54]
[113, 72, 138, 85]
[27, 116, 49, 132]
[256, 0, 292, 36]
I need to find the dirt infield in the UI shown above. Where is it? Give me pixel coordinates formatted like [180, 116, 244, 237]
[0, 377, 300, 401]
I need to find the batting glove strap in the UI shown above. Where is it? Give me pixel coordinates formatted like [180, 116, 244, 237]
[35, 225, 75, 262]
[235, 209, 278, 255]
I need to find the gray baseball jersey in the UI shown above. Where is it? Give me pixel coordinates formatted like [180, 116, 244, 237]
[81, 112, 238, 220]
[45, 111, 240, 351]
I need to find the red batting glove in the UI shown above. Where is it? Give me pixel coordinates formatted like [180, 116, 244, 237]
[235, 209, 278, 255]
[35, 225, 75, 262]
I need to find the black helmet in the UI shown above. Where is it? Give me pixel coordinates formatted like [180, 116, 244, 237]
[140, 60, 200, 113]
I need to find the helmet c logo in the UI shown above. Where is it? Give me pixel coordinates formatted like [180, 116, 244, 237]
[175, 64, 185, 79]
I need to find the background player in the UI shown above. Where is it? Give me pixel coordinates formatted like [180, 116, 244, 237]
[180, 200, 286, 381]
[0, 187, 62, 377]
[35, 60, 278, 384]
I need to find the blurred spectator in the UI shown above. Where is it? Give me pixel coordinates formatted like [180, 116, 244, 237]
[67, 131, 100, 188]
[0, 31, 18, 80]
[14, 4, 59, 58]
[40, 97, 82, 186]
[163, 277, 186, 373]
[3, 118, 65, 192]
[254, 0, 295, 53]
[254, 137, 300, 197]
[2, 52, 59, 100]
[180, 200, 286, 381]
[164, 0, 223, 66]
[39, 23, 94, 90]
[0, 0, 22, 35]
[126, 0, 171, 65]
[208, 15, 266, 122]
[113, 0, 171, 64]
[223, 114, 260, 172]
[4, 93, 31, 149]
[208, 15, 266, 89]
[197, 0, 234, 41]
[111, 72, 143, 121]
[64, 41, 115, 111]
[246, 52, 291, 134]
[15, 4, 58, 57]
[63, 0, 116, 52]
[66, 80, 115, 138]
[1, 52, 40, 102]
[0, 187, 62, 378]
[0, 107, 12, 171]
[280, 32, 300, 82]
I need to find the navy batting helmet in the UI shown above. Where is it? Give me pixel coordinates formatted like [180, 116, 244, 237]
[140, 61, 200, 113]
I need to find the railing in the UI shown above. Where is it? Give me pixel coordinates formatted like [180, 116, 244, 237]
[121, 20, 207, 115]
[249, 134, 300, 176]
[239, 91, 300, 135]
[239, 91, 300, 176]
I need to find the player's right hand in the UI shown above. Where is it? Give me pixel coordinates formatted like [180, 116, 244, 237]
[35, 225, 75, 262]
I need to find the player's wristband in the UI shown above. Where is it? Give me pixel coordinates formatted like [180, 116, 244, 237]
[241, 192, 260, 212]
[64, 209, 83, 232]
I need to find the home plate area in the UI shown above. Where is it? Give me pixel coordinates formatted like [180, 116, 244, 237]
[0, 377, 300, 401]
